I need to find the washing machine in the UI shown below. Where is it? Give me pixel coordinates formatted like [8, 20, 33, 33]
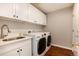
[44, 32, 52, 51]
[35, 32, 52, 52]
[28, 32, 47, 56]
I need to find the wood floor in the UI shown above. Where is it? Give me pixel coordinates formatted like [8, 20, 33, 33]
[45, 46, 74, 56]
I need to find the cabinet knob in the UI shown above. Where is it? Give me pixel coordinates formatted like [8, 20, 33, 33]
[16, 16, 18, 18]
[17, 50, 19, 52]
[13, 15, 16, 17]
[20, 49, 22, 51]
[34, 21, 37, 22]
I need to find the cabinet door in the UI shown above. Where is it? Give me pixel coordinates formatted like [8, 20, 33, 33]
[19, 45, 27, 56]
[28, 4, 40, 24]
[20, 39, 32, 56]
[0, 3, 14, 19]
[26, 39, 32, 56]
[14, 3, 28, 21]
[41, 13, 46, 25]
[37, 10, 46, 25]
[28, 4, 46, 25]
[1, 48, 20, 56]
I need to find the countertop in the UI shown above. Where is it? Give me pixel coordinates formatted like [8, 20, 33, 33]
[0, 36, 32, 47]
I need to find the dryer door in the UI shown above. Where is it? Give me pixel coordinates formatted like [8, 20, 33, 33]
[38, 37, 46, 55]
[47, 35, 51, 47]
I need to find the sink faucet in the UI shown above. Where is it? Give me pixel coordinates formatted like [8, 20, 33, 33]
[1, 24, 11, 38]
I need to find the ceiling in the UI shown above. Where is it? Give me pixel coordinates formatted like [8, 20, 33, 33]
[32, 3, 73, 14]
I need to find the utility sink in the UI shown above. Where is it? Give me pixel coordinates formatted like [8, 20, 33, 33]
[2, 37, 25, 41]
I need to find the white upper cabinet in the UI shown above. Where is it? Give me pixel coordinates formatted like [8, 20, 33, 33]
[13, 3, 29, 21]
[0, 3, 29, 21]
[28, 4, 47, 25]
[0, 3, 14, 19]
[28, 4, 40, 24]
[0, 3, 46, 25]
[37, 9, 47, 25]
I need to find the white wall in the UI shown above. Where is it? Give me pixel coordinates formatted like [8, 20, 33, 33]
[44, 7, 73, 48]
[0, 20, 43, 34]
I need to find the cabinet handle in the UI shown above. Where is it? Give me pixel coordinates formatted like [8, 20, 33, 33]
[34, 21, 37, 22]
[17, 50, 19, 52]
[20, 49, 22, 51]
[16, 16, 18, 18]
[13, 15, 16, 17]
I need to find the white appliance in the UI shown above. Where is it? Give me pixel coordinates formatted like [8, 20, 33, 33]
[33, 32, 52, 54]
[28, 32, 47, 56]
[43, 32, 51, 52]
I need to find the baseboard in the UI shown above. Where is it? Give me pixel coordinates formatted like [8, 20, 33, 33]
[51, 44, 72, 50]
